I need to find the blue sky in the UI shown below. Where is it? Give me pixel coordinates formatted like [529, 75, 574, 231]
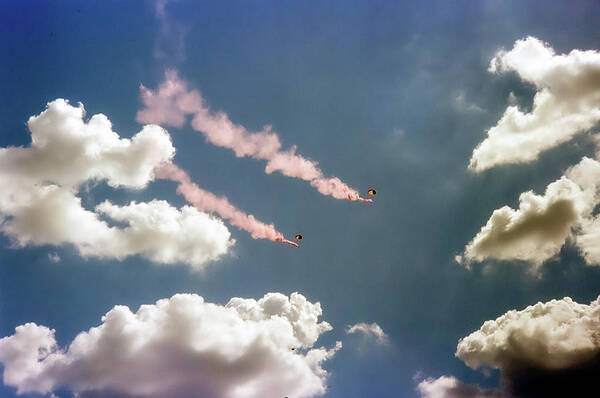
[1, 1, 600, 397]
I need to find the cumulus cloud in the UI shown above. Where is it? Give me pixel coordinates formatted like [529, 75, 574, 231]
[346, 322, 389, 345]
[469, 36, 600, 171]
[460, 156, 600, 269]
[461, 177, 585, 268]
[0, 99, 233, 269]
[575, 216, 600, 264]
[94, 200, 232, 266]
[457, 296, 600, 371]
[455, 295, 600, 397]
[2, 99, 174, 189]
[417, 376, 506, 398]
[0, 292, 340, 398]
[418, 295, 600, 398]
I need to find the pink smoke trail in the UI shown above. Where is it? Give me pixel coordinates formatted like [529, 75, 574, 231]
[155, 162, 297, 247]
[138, 70, 372, 203]
[278, 238, 300, 248]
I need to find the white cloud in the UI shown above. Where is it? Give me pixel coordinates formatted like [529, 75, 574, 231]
[93, 200, 232, 267]
[47, 252, 60, 263]
[461, 176, 586, 268]
[451, 295, 600, 397]
[455, 92, 485, 113]
[0, 292, 340, 398]
[456, 295, 600, 372]
[575, 216, 600, 265]
[418, 296, 600, 398]
[3, 99, 174, 189]
[0, 99, 233, 269]
[346, 322, 389, 345]
[469, 36, 600, 172]
[567, 157, 600, 265]
[417, 376, 506, 398]
[461, 156, 600, 270]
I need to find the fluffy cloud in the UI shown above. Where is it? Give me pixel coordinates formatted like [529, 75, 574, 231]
[0, 292, 339, 398]
[346, 322, 389, 345]
[455, 295, 600, 397]
[462, 37, 600, 269]
[461, 156, 600, 269]
[461, 177, 585, 267]
[566, 156, 600, 265]
[576, 216, 600, 264]
[469, 37, 600, 171]
[456, 296, 600, 371]
[417, 376, 506, 398]
[93, 200, 232, 265]
[0, 99, 233, 268]
[418, 296, 600, 398]
[2, 99, 174, 189]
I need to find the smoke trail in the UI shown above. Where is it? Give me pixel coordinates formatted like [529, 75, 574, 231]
[138, 70, 372, 203]
[153, 0, 188, 66]
[155, 163, 297, 247]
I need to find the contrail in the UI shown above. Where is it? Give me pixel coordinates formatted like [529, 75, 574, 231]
[138, 70, 372, 203]
[155, 162, 298, 247]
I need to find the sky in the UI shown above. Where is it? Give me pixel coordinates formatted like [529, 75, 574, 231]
[1, 1, 600, 397]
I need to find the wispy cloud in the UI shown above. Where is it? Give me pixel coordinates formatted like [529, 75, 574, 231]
[346, 322, 389, 345]
[47, 252, 60, 263]
[454, 91, 485, 113]
[416, 375, 507, 398]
